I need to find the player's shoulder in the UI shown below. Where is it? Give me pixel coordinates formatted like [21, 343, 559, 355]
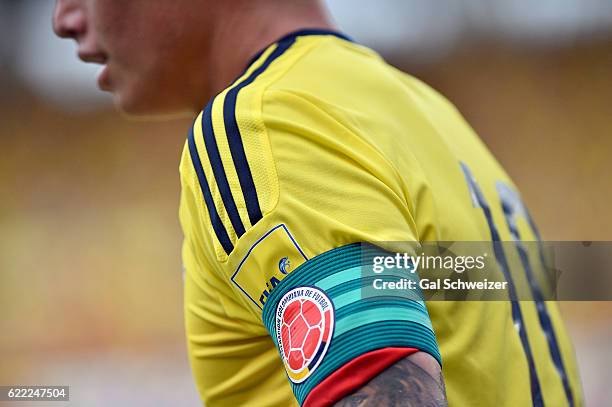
[179, 85, 278, 262]
[178, 35, 312, 263]
[180, 31, 347, 184]
[179, 32, 405, 263]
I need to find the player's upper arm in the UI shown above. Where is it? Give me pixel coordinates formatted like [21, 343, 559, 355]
[333, 352, 447, 406]
[181, 86, 443, 406]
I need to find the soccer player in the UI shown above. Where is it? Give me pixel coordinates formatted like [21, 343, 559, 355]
[53, 1, 583, 406]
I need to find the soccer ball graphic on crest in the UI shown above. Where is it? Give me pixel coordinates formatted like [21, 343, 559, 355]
[281, 298, 324, 370]
[276, 287, 334, 383]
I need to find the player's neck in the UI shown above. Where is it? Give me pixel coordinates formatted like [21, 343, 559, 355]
[198, 3, 336, 112]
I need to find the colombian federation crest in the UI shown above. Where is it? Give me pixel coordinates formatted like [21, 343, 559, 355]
[275, 287, 334, 383]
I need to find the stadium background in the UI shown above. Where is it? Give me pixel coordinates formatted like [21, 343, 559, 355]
[0, 1, 610, 405]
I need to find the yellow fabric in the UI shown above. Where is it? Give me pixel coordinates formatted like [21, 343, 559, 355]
[179, 34, 583, 406]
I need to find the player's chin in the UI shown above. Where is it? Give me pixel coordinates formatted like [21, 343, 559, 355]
[111, 88, 187, 118]
[113, 92, 155, 116]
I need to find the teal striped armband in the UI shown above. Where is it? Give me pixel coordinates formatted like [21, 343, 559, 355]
[261, 243, 441, 405]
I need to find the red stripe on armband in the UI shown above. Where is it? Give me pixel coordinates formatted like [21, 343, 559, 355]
[302, 347, 419, 407]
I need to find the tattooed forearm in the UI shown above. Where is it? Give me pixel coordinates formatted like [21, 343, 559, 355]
[333, 352, 447, 407]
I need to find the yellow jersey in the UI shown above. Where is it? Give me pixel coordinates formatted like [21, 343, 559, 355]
[179, 29, 583, 406]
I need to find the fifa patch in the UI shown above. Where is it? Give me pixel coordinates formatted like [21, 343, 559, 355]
[275, 287, 334, 383]
[232, 224, 308, 310]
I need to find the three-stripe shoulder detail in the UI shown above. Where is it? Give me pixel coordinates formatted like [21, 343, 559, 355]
[188, 36, 298, 256]
[187, 120, 235, 255]
[223, 36, 297, 226]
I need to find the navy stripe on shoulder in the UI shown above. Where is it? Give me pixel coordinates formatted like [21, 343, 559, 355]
[223, 36, 298, 227]
[201, 101, 246, 238]
[188, 125, 234, 255]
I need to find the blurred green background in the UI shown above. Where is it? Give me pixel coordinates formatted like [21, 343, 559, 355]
[0, 1, 611, 406]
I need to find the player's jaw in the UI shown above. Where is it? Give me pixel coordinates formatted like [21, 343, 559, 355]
[53, 0, 200, 116]
[96, 58, 198, 117]
[78, 44, 192, 116]
[71, 34, 146, 113]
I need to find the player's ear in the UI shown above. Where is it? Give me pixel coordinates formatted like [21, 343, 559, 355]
[53, 0, 86, 39]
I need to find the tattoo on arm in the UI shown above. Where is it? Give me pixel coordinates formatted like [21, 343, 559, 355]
[333, 352, 447, 407]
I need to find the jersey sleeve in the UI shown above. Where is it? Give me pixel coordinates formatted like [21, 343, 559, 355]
[180, 87, 441, 406]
